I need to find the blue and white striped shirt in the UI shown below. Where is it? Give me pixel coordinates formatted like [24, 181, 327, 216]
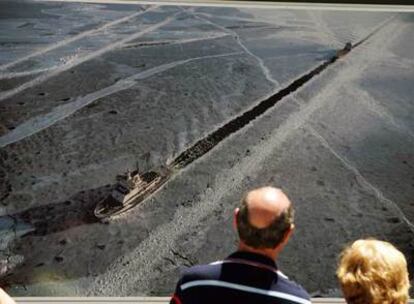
[170, 251, 311, 304]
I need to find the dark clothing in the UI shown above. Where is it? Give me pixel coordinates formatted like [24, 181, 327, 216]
[170, 251, 311, 304]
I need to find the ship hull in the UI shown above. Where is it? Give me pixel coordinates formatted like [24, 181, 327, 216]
[94, 174, 170, 219]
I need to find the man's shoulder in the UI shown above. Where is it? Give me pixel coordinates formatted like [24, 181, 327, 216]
[276, 270, 311, 301]
[179, 261, 221, 282]
[177, 262, 310, 301]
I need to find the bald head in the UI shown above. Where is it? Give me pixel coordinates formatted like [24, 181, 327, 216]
[236, 186, 294, 249]
[245, 187, 291, 229]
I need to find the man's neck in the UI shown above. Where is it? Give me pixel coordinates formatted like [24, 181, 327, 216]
[238, 242, 279, 261]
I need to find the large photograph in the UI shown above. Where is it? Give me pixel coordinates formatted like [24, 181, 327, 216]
[0, 0, 413, 298]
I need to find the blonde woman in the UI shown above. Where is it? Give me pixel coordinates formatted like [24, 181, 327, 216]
[337, 239, 410, 304]
[0, 288, 15, 304]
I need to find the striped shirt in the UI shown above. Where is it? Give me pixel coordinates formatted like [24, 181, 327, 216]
[170, 251, 311, 304]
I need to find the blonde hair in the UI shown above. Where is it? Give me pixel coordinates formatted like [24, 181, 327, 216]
[337, 239, 410, 304]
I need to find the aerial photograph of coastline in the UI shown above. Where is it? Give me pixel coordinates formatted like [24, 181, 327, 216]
[0, 0, 413, 297]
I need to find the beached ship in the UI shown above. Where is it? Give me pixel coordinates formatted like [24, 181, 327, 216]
[335, 42, 352, 59]
[94, 167, 170, 218]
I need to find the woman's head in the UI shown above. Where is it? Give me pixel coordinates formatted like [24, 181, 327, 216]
[337, 239, 410, 304]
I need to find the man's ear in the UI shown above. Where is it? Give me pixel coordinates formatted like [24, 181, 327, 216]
[282, 224, 294, 244]
[273, 224, 294, 253]
[233, 208, 239, 231]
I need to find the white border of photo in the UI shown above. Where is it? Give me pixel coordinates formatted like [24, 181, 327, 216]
[4, 0, 414, 303]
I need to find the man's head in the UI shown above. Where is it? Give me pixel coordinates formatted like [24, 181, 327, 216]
[234, 187, 294, 253]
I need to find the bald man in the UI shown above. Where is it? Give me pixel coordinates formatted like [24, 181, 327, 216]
[170, 187, 310, 304]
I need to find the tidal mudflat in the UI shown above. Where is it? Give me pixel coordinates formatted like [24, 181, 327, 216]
[0, 0, 413, 297]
